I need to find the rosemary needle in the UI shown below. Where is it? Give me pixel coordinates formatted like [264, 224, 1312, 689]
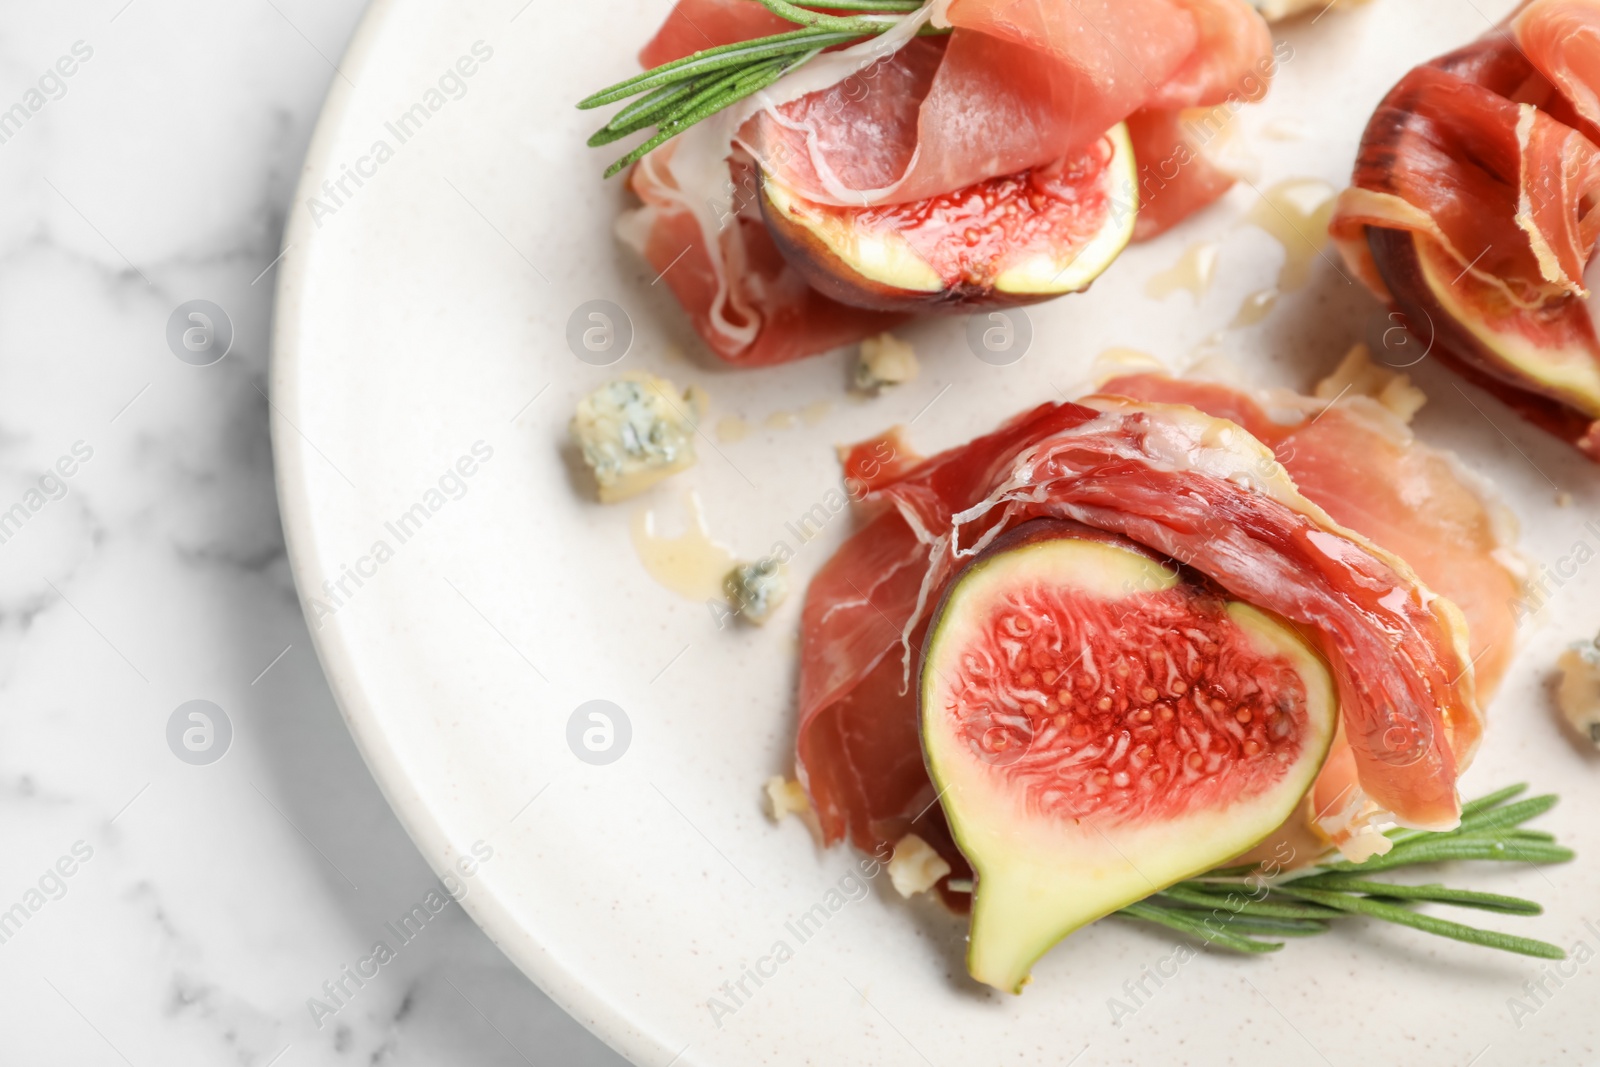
[1319, 838, 1574, 874]
[576, 28, 859, 110]
[578, 0, 951, 177]
[784, 0, 923, 8]
[1285, 877, 1542, 916]
[588, 81, 701, 145]
[1273, 887, 1565, 960]
[1456, 793, 1560, 834]
[598, 50, 819, 179]
[1157, 884, 1343, 920]
[1459, 782, 1529, 816]
[1122, 900, 1284, 954]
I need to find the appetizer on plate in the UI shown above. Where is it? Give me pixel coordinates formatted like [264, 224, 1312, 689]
[789, 358, 1567, 990]
[1331, 0, 1600, 459]
[581, 0, 1281, 365]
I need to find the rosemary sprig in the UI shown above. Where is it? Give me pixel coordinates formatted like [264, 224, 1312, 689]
[577, 0, 948, 178]
[1116, 784, 1572, 960]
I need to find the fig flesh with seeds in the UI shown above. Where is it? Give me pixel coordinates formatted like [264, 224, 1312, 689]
[760, 126, 1138, 314]
[919, 521, 1338, 993]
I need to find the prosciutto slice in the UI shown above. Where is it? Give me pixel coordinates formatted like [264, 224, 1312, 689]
[624, 0, 1275, 364]
[1104, 372, 1521, 858]
[797, 374, 1516, 882]
[1329, 34, 1600, 305]
[1103, 373, 1520, 698]
[1126, 108, 1243, 240]
[626, 150, 906, 366]
[1329, 0, 1600, 452]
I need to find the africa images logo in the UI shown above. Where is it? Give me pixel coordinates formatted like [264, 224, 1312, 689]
[304, 42, 494, 228]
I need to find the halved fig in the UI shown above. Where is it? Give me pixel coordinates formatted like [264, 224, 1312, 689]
[919, 521, 1337, 993]
[1335, 20, 1600, 459]
[1368, 228, 1600, 457]
[760, 125, 1138, 313]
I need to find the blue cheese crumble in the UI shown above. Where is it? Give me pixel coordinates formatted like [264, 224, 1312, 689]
[570, 372, 699, 503]
[1558, 636, 1600, 748]
[853, 332, 920, 394]
[724, 557, 789, 625]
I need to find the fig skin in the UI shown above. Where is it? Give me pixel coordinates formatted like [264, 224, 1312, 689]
[1367, 228, 1600, 460]
[758, 173, 1060, 315]
[1346, 27, 1600, 460]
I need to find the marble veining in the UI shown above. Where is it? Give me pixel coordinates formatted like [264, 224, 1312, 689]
[0, 2, 627, 1063]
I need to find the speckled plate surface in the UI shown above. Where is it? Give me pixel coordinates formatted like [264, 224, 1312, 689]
[272, 1, 1600, 1063]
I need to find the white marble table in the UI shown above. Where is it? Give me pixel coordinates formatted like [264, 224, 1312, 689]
[0, 2, 628, 1063]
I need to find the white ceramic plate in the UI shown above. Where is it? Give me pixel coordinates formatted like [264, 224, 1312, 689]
[272, 1, 1600, 1063]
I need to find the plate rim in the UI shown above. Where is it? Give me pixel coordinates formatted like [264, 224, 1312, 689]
[269, 2, 663, 1062]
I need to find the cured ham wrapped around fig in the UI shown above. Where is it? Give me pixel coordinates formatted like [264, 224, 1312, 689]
[1329, 0, 1600, 459]
[795, 367, 1519, 903]
[610, 0, 1279, 365]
